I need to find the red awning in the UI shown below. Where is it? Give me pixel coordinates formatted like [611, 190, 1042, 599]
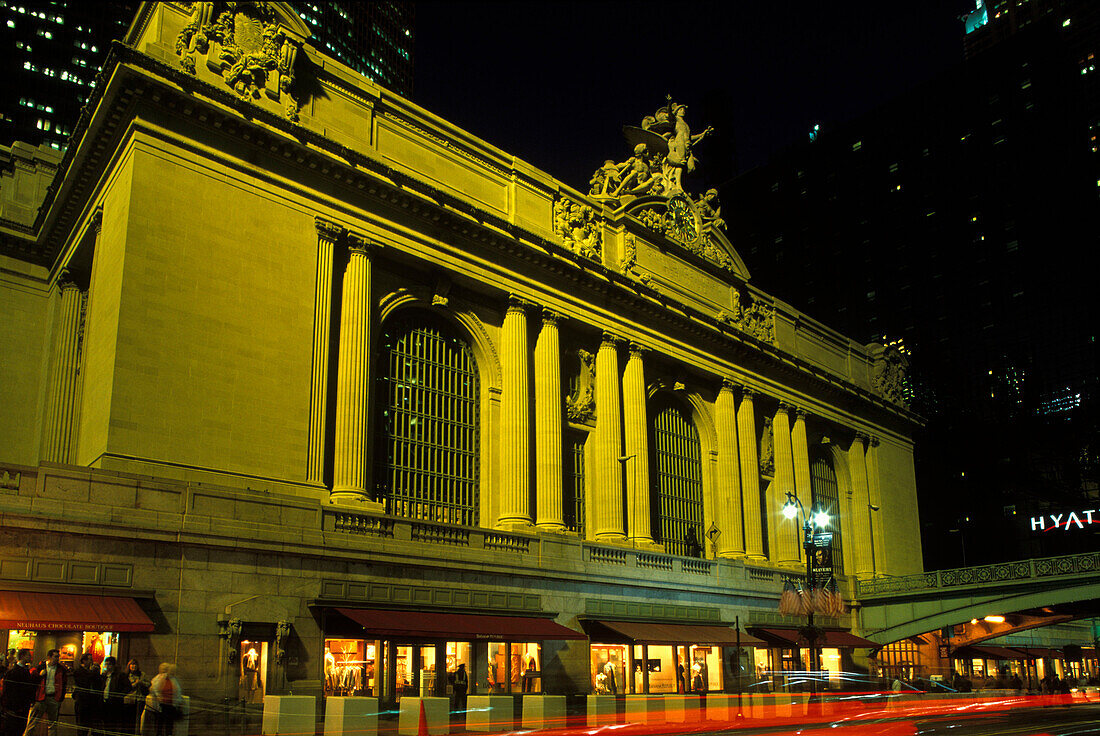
[749, 627, 878, 648]
[952, 645, 1030, 660]
[0, 592, 154, 632]
[335, 609, 586, 640]
[585, 620, 766, 646]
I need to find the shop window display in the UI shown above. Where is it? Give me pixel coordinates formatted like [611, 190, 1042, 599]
[590, 644, 626, 694]
[238, 640, 268, 704]
[6, 630, 37, 653]
[689, 646, 722, 692]
[82, 631, 118, 665]
[486, 642, 541, 694]
[445, 642, 471, 693]
[324, 639, 375, 697]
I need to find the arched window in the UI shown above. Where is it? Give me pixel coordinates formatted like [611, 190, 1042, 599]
[810, 450, 843, 573]
[651, 400, 704, 557]
[375, 311, 479, 526]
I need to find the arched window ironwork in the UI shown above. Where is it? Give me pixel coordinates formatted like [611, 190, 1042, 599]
[810, 450, 843, 573]
[375, 312, 479, 526]
[650, 400, 704, 557]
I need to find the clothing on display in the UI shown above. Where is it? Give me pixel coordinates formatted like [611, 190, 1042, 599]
[238, 646, 263, 703]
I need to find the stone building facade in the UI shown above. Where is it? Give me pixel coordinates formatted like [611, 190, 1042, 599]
[0, 1, 922, 720]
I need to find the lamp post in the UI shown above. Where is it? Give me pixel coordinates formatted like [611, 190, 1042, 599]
[868, 504, 880, 578]
[782, 491, 830, 711]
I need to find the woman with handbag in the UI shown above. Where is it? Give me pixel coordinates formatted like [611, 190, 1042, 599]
[148, 663, 184, 736]
[123, 659, 150, 735]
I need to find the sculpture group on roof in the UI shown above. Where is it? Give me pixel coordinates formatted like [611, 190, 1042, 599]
[587, 95, 724, 229]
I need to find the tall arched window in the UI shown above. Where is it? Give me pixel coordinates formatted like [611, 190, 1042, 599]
[375, 311, 479, 526]
[810, 450, 843, 573]
[651, 400, 704, 557]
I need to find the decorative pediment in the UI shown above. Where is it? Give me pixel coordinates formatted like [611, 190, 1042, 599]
[175, 2, 309, 120]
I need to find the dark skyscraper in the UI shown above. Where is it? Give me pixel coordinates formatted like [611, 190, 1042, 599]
[0, 1, 415, 152]
[0, 1, 137, 150]
[727, 1, 1099, 569]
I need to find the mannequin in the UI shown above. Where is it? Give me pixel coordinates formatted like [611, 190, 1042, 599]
[239, 646, 262, 703]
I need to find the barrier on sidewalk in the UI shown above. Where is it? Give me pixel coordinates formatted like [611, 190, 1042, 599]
[520, 694, 566, 730]
[398, 697, 449, 736]
[262, 695, 315, 736]
[624, 694, 663, 725]
[465, 695, 513, 733]
[586, 694, 616, 726]
[662, 694, 701, 723]
[324, 696, 378, 736]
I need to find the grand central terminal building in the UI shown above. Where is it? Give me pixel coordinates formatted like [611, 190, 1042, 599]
[0, 1, 923, 718]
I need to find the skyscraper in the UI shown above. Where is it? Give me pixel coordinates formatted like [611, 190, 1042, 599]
[0, 1, 415, 152]
[726, 1, 1099, 568]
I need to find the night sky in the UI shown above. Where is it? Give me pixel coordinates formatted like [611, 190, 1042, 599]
[413, 1, 974, 192]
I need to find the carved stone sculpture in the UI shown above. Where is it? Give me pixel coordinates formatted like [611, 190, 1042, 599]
[553, 197, 602, 260]
[718, 290, 775, 344]
[872, 344, 910, 406]
[759, 416, 775, 475]
[565, 349, 596, 423]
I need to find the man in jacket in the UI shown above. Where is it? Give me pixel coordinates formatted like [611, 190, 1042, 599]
[71, 653, 100, 736]
[100, 656, 132, 734]
[23, 649, 67, 736]
[0, 649, 35, 736]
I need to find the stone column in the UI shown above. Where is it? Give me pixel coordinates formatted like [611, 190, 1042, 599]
[714, 379, 744, 557]
[498, 296, 532, 528]
[593, 332, 625, 541]
[622, 342, 652, 545]
[849, 434, 873, 577]
[41, 275, 84, 464]
[737, 388, 765, 560]
[867, 437, 883, 576]
[535, 309, 565, 531]
[772, 404, 801, 566]
[331, 235, 373, 504]
[308, 218, 339, 486]
[791, 409, 814, 521]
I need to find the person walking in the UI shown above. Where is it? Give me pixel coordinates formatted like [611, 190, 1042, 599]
[149, 663, 184, 736]
[123, 659, 150, 735]
[71, 653, 100, 736]
[452, 664, 468, 713]
[101, 656, 132, 734]
[0, 650, 35, 736]
[23, 649, 67, 736]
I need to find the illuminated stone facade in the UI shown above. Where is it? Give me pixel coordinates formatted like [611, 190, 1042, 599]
[0, 1, 922, 715]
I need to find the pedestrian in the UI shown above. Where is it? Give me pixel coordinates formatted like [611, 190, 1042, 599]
[452, 664, 468, 712]
[0, 649, 35, 736]
[23, 648, 67, 736]
[1009, 673, 1022, 693]
[149, 662, 184, 736]
[124, 659, 150, 735]
[101, 656, 132, 734]
[71, 653, 100, 736]
[0, 649, 14, 678]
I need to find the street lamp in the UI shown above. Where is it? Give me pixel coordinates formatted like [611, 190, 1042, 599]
[781, 491, 830, 711]
[868, 504, 880, 578]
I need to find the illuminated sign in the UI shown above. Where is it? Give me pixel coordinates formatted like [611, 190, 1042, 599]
[1030, 511, 1100, 532]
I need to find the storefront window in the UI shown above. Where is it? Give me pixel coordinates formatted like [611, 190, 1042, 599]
[324, 639, 376, 697]
[239, 640, 268, 703]
[82, 631, 118, 665]
[7, 630, 37, 653]
[485, 642, 541, 694]
[689, 646, 722, 692]
[590, 644, 627, 694]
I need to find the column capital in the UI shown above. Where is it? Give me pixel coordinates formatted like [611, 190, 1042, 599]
[315, 216, 344, 243]
[775, 402, 794, 415]
[738, 385, 758, 400]
[57, 270, 82, 292]
[720, 377, 738, 393]
[869, 435, 880, 447]
[541, 308, 564, 325]
[794, 407, 809, 421]
[347, 232, 373, 256]
[627, 341, 647, 359]
[600, 330, 625, 348]
[90, 206, 103, 235]
[851, 432, 870, 448]
[506, 294, 535, 315]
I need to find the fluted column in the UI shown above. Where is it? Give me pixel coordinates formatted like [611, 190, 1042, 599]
[791, 409, 814, 523]
[714, 379, 744, 557]
[308, 218, 339, 485]
[498, 296, 532, 528]
[41, 275, 84, 464]
[772, 404, 801, 566]
[534, 309, 565, 530]
[622, 342, 652, 545]
[738, 388, 765, 560]
[849, 434, 873, 577]
[331, 235, 373, 504]
[593, 332, 625, 540]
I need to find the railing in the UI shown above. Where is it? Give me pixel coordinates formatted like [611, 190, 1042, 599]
[411, 521, 470, 546]
[484, 531, 531, 553]
[331, 513, 394, 538]
[856, 551, 1100, 597]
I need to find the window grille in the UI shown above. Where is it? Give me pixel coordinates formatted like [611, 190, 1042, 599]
[375, 313, 478, 526]
[810, 452, 843, 573]
[651, 402, 704, 557]
[564, 431, 586, 535]
[877, 638, 924, 679]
